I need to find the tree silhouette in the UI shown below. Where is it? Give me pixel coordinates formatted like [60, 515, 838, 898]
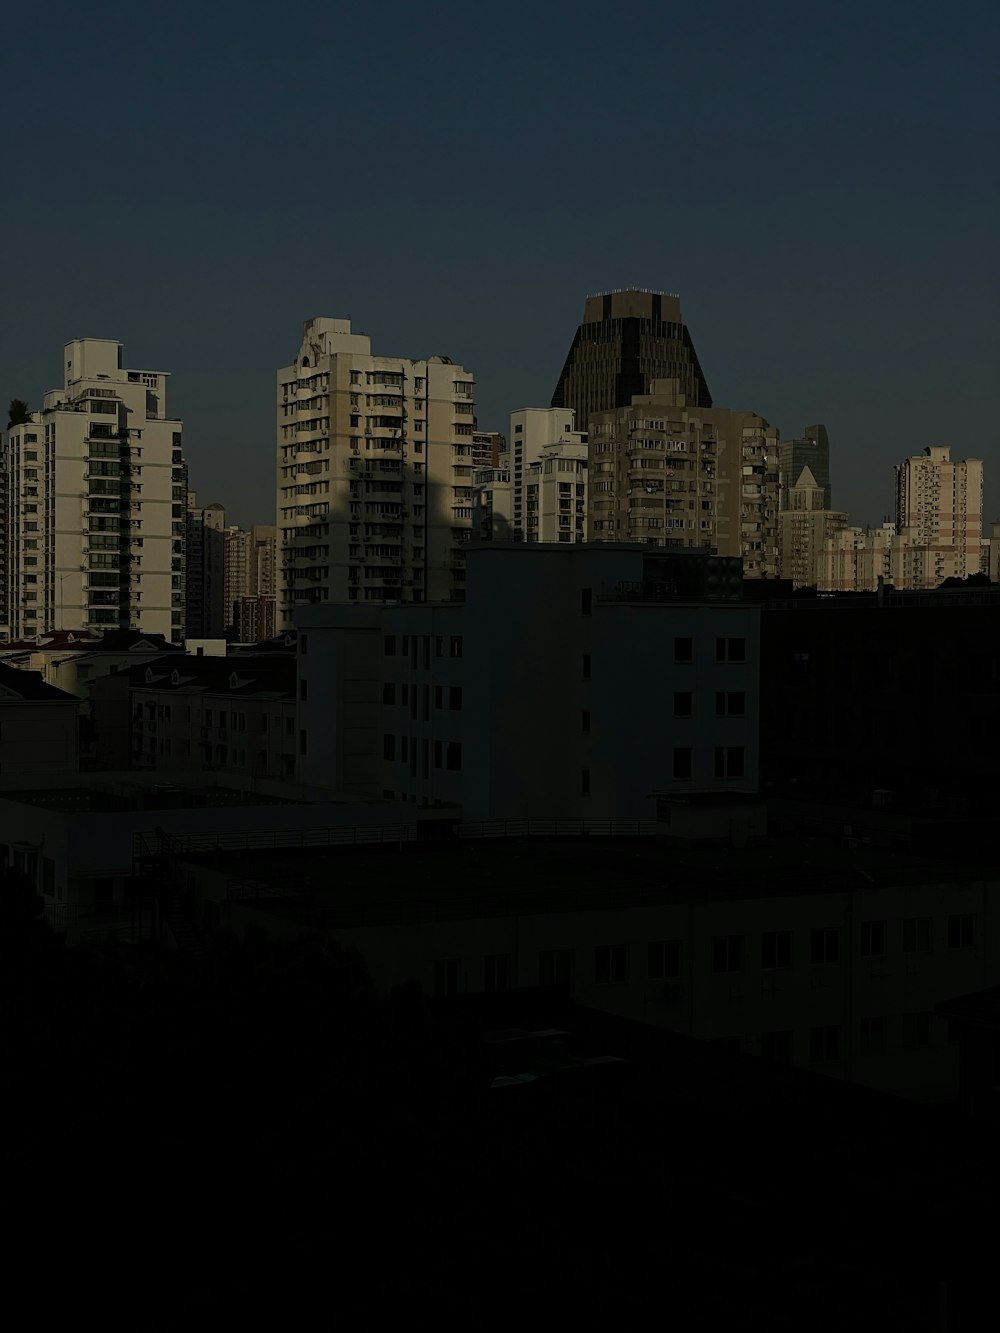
[7, 399, 31, 428]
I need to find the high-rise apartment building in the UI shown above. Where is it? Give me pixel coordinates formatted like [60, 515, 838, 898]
[185, 494, 226, 637]
[277, 318, 475, 628]
[587, 380, 781, 577]
[4, 339, 187, 641]
[224, 522, 277, 638]
[508, 408, 588, 540]
[894, 446, 983, 588]
[472, 466, 514, 542]
[819, 523, 895, 592]
[551, 289, 712, 433]
[471, 430, 505, 469]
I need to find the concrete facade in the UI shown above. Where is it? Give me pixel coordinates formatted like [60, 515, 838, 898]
[277, 317, 475, 627]
[894, 446, 983, 588]
[778, 466, 849, 587]
[185, 495, 226, 638]
[4, 338, 187, 640]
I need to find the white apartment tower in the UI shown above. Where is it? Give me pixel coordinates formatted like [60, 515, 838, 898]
[5, 339, 187, 641]
[509, 407, 587, 538]
[277, 317, 476, 628]
[894, 446, 983, 588]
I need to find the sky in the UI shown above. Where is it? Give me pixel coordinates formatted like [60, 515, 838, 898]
[1, 0, 997, 530]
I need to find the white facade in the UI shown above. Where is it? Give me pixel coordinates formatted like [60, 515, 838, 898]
[523, 438, 588, 543]
[4, 338, 187, 640]
[277, 317, 476, 628]
[778, 466, 849, 587]
[472, 466, 514, 542]
[894, 446, 983, 588]
[296, 543, 759, 820]
[508, 407, 587, 538]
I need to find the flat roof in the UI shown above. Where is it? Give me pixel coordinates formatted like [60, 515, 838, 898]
[187, 836, 995, 928]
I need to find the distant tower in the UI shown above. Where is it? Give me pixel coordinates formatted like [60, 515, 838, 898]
[779, 425, 831, 510]
[551, 289, 712, 435]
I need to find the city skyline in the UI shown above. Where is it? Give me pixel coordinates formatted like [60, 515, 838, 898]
[1, 3, 996, 530]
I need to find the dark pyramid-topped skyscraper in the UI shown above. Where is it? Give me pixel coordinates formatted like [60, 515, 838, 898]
[551, 289, 713, 432]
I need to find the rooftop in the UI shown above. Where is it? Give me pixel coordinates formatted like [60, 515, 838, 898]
[1, 783, 305, 813]
[184, 835, 996, 928]
[0, 662, 79, 703]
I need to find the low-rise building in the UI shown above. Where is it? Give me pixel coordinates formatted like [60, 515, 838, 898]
[296, 542, 757, 820]
[0, 661, 80, 779]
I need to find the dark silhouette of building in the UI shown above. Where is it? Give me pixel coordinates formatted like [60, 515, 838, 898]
[551, 289, 713, 432]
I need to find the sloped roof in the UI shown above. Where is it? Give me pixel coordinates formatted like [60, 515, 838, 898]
[127, 654, 295, 699]
[0, 661, 80, 703]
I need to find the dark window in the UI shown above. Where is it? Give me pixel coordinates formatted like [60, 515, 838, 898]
[382, 683, 396, 705]
[861, 920, 886, 957]
[484, 954, 510, 993]
[648, 940, 681, 979]
[434, 959, 461, 996]
[581, 588, 592, 616]
[713, 935, 743, 973]
[582, 710, 591, 733]
[299, 679, 308, 701]
[810, 927, 841, 964]
[760, 1030, 792, 1063]
[450, 636, 463, 658]
[383, 734, 395, 760]
[582, 653, 591, 679]
[903, 917, 931, 953]
[435, 636, 444, 657]
[674, 636, 693, 663]
[581, 768, 590, 794]
[434, 685, 443, 709]
[449, 685, 462, 710]
[673, 747, 692, 780]
[809, 1025, 840, 1063]
[714, 746, 745, 778]
[594, 944, 629, 984]
[716, 637, 747, 663]
[761, 930, 792, 969]
[673, 691, 693, 718]
[715, 690, 746, 717]
[947, 914, 975, 949]
[383, 635, 396, 656]
[903, 1012, 932, 1048]
[434, 739, 442, 768]
[300, 634, 308, 655]
[539, 949, 573, 986]
[446, 742, 462, 771]
[299, 729, 307, 755]
[860, 1016, 886, 1053]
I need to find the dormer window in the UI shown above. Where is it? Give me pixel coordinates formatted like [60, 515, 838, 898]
[145, 667, 155, 684]
[229, 672, 239, 690]
[171, 669, 181, 685]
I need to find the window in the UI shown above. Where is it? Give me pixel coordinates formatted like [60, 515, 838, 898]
[673, 691, 693, 718]
[712, 935, 743, 973]
[810, 927, 841, 964]
[383, 733, 395, 760]
[300, 634, 308, 655]
[435, 636, 443, 657]
[809, 1025, 840, 1063]
[539, 949, 573, 986]
[903, 917, 931, 954]
[947, 914, 975, 949]
[384, 635, 396, 656]
[484, 954, 510, 992]
[714, 746, 745, 778]
[716, 637, 747, 663]
[299, 729, 307, 756]
[674, 636, 693, 663]
[448, 686, 462, 710]
[594, 944, 629, 984]
[582, 710, 591, 734]
[648, 940, 681, 979]
[861, 920, 886, 957]
[761, 930, 792, 969]
[299, 679, 308, 701]
[672, 747, 692, 780]
[581, 588, 592, 615]
[382, 683, 395, 705]
[433, 739, 442, 768]
[434, 959, 461, 996]
[449, 636, 463, 658]
[715, 691, 746, 717]
[581, 768, 590, 794]
[582, 653, 591, 679]
[903, 1012, 932, 1048]
[760, 1030, 792, 1063]
[446, 742, 462, 772]
[860, 1016, 886, 1053]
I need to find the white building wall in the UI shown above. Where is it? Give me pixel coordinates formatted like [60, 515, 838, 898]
[5, 339, 186, 641]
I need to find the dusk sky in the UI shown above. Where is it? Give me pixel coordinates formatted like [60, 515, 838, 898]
[2, 0, 997, 529]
